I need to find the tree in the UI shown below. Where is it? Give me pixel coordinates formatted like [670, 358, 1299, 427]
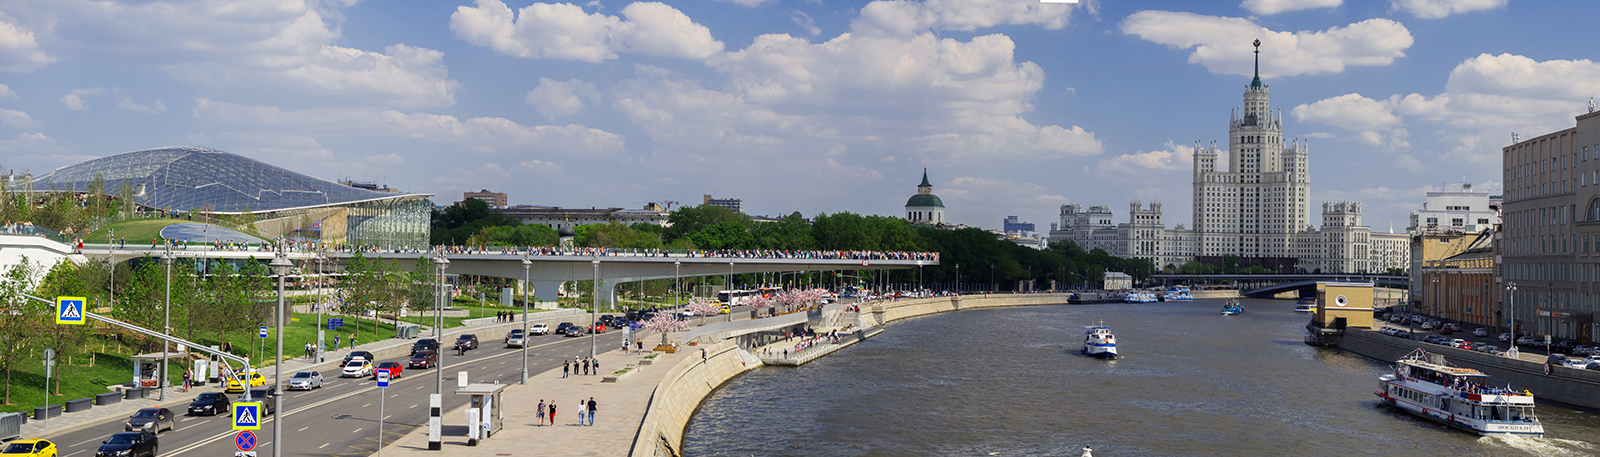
[0, 257, 44, 405]
[640, 313, 689, 347]
[686, 301, 720, 325]
[665, 205, 752, 241]
[431, 199, 520, 245]
[689, 221, 754, 250]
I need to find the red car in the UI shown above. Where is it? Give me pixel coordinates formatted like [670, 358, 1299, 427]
[590, 323, 607, 333]
[374, 361, 404, 379]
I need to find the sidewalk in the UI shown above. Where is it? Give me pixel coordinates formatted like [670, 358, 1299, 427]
[381, 337, 692, 457]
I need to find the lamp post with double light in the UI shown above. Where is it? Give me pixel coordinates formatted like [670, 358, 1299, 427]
[521, 256, 531, 384]
[1506, 282, 1519, 358]
[268, 244, 294, 457]
[159, 247, 173, 401]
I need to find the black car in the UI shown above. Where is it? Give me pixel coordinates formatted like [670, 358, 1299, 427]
[238, 386, 277, 414]
[1553, 340, 1578, 354]
[124, 407, 175, 433]
[455, 334, 479, 350]
[411, 339, 440, 355]
[96, 432, 157, 457]
[344, 350, 376, 364]
[187, 392, 230, 416]
[554, 322, 574, 334]
[409, 350, 438, 369]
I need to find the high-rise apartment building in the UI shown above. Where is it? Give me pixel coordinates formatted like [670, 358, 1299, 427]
[703, 194, 743, 213]
[464, 189, 507, 207]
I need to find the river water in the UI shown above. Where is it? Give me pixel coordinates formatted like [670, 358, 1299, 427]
[681, 298, 1600, 456]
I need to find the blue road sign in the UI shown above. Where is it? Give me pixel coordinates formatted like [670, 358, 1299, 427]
[376, 370, 390, 388]
[328, 318, 344, 329]
[233, 403, 261, 430]
[258, 326, 268, 338]
[56, 297, 86, 325]
[236, 431, 257, 451]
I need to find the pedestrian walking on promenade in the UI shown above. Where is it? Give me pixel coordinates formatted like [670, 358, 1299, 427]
[577, 401, 586, 426]
[562, 360, 569, 378]
[592, 358, 599, 375]
[636, 339, 643, 351]
[548, 402, 557, 426]
[582, 358, 589, 375]
[183, 369, 192, 392]
[537, 400, 546, 426]
[333, 334, 340, 351]
[350, 334, 357, 348]
[586, 397, 597, 426]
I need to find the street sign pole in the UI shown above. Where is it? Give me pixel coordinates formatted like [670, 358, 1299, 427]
[42, 348, 54, 430]
[376, 370, 389, 456]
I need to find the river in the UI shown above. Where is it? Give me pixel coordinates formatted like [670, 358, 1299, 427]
[681, 298, 1600, 456]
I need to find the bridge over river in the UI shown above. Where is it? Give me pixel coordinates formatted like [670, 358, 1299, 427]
[1153, 273, 1410, 298]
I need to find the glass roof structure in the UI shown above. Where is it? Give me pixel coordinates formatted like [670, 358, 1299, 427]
[30, 146, 426, 213]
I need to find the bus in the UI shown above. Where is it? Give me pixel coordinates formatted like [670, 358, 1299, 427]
[717, 289, 754, 308]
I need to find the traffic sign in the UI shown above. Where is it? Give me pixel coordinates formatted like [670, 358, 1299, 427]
[234, 453, 256, 457]
[376, 370, 390, 388]
[235, 431, 257, 451]
[56, 297, 85, 325]
[233, 402, 261, 430]
[258, 326, 268, 338]
[328, 318, 344, 329]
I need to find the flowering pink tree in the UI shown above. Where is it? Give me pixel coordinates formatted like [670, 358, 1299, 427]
[745, 295, 774, 317]
[687, 300, 721, 325]
[773, 290, 800, 313]
[641, 313, 690, 346]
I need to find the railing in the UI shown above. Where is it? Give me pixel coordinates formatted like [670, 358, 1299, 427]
[756, 326, 880, 364]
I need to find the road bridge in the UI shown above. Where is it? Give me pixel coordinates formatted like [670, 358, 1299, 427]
[1153, 274, 1410, 299]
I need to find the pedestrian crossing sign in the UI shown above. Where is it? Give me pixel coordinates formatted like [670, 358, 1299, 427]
[56, 297, 85, 325]
[233, 403, 262, 430]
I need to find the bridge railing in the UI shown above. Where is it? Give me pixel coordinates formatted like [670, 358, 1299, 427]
[86, 240, 941, 263]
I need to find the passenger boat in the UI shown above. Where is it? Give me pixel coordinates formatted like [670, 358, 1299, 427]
[1081, 325, 1117, 359]
[1123, 291, 1158, 303]
[1294, 297, 1317, 313]
[1162, 287, 1193, 301]
[1221, 299, 1244, 315]
[1375, 349, 1544, 437]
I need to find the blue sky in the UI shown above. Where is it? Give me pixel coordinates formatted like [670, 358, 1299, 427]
[0, 0, 1591, 235]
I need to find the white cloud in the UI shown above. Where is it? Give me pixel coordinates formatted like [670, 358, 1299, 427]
[1290, 93, 1409, 148]
[0, 83, 15, 100]
[525, 78, 601, 119]
[937, 175, 1067, 225]
[1098, 141, 1194, 175]
[1241, 0, 1342, 15]
[1394, 154, 1426, 173]
[60, 87, 106, 111]
[193, 98, 626, 155]
[1391, 0, 1506, 19]
[1121, 11, 1413, 78]
[0, 16, 53, 72]
[117, 98, 166, 114]
[515, 159, 564, 173]
[0, 108, 35, 127]
[279, 44, 460, 108]
[791, 10, 821, 36]
[852, 0, 1086, 37]
[365, 153, 405, 164]
[450, 0, 723, 63]
[715, 0, 774, 6]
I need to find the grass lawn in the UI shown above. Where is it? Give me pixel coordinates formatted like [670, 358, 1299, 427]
[84, 219, 188, 244]
[0, 351, 150, 414]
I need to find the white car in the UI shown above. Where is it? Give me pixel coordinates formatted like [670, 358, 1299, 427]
[342, 359, 374, 378]
[680, 308, 696, 317]
[287, 370, 323, 390]
[1516, 335, 1537, 346]
[1498, 333, 1513, 342]
[1420, 322, 1434, 330]
[1472, 328, 1489, 337]
[529, 323, 550, 335]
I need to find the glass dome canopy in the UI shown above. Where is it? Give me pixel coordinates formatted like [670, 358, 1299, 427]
[30, 146, 423, 213]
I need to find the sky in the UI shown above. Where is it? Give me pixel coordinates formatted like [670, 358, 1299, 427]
[0, 0, 1592, 235]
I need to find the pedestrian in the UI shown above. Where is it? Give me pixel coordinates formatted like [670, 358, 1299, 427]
[537, 400, 546, 426]
[547, 402, 557, 426]
[636, 339, 643, 351]
[304, 342, 312, 358]
[577, 401, 586, 426]
[586, 397, 597, 426]
[350, 334, 357, 348]
[182, 369, 192, 392]
[592, 358, 599, 374]
[582, 358, 589, 376]
[562, 360, 569, 378]
[333, 334, 340, 350]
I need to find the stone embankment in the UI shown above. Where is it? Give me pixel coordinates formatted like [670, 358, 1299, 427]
[1338, 328, 1600, 410]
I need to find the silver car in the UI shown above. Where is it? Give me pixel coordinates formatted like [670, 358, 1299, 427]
[505, 329, 526, 348]
[287, 370, 323, 390]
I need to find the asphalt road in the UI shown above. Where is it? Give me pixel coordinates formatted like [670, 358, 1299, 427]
[47, 330, 626, 457]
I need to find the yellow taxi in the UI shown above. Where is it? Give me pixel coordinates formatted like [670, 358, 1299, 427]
[720, 304, 731, 314]
[2, 439, 57, 457]
[225, 371, 266, 393]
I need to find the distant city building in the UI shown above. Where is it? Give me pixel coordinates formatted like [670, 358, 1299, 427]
[1003, 216, 1035, 236]
[1408, 182, 1500, 234]
[1420, 229, 1496, 330]
[904, 169, 947, 225]
[494, 203, 670, 232]
[464, 189, 508, 207]
[1103, 271, 1132, 290]
[703, 194, 743, 213]
[1047, 43, 1407, 274]
[1500, 107, 1600, 343]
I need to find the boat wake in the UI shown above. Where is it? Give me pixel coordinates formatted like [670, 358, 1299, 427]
[1484, 434, 1596, 456]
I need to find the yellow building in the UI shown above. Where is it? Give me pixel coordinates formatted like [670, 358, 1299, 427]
[1305, 282, 1375, 346]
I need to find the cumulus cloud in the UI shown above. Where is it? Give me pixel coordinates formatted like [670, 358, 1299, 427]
[715, 0, 774, 6]
[280, 44, 460, 108]
[0, 108, 35, 127]
[937, 175, 1067, 226]
[1290, 93, 1409, 148]
[1393, 154, 1426, 173]
[1121, 11, 1413, 78]
[0, 16, 54, 72]
[1391, 0, 1506, 19]
[791, 11, 821, 36]
[516, 159, 564, 173]
[117, 98, 166, 114]
[851, 0, 1086, 36]
[193, 98, 626, 155]
[450, 0, 724, 62]
[0, 83, 15, 100]
[60, 88, 106, 111]
[1241, 0, 1342, 15]
[1098, 141, 1194, 176]
[526, 78, 601, 119]
[365, 153, 405, 164]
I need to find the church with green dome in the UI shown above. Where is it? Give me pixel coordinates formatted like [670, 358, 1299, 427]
[904, 169, 946, 225]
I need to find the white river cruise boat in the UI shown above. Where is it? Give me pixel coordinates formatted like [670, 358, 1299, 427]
[1294, 297, 1317, 313]
[1375, 349, 1544, 437]
[1081, 325, 1117, 359]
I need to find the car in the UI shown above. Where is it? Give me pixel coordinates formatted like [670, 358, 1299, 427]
[411, 339, 439, 355]
[1457, 341, 1474, 351]
[564, 326, 586, 337]
[225, 371, 266, 393]
[1553, 340, 1578, 354]
[1393, 330, 1412, 340]
[454, 334, 479, 351]
[1443, 323, 1461, 331]
[124, 407, 175, 433]
[590, 323, 607, 333]
[1439, 326, 1453, 335]
[237, 387, 277, 414]
[187, 392, 231, 416]
[720, 304, 732, 314]
[1472, 328, 1490, 337]
[409, 350, 438, 369]
[344, 351, 376, 364]
[554, 322, 574, 334]
[1575, 346, 1598, 357]
[4, 439, 57, 457]
[95, 432, 157, 457]
[1584, 355, 1600, 367]
[1498, 333, 1513, 342]
[1516, 335, 1538, 346]
[1476, 345, 1501, 355]
[529, 323, 550, 335]
[287, 370, 324, 391]
[505, 329, 526, 348]
[1449, 338, 1466, 348]
[1588, 361, 1600, 371]
[1548, 354, 1586, 369]
[342, 359, 374, 378]
[374, 361, 404, 379]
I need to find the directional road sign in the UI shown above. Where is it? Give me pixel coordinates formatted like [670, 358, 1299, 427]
[258, 326, 268, 338]
[55, 297, 85, 325]
[328, 318, 344, 329]
[235, 431, 257, 452]
[233, 402, 261, 430]
[376, 370, 390, 388]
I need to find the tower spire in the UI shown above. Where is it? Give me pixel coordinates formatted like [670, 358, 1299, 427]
[920, 168, 930, 187]
[1251, 39, 1263, 89]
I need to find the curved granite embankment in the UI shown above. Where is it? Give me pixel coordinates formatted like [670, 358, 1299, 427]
[630, 294, 1075, 457]
[1339, 328, 1600, 410]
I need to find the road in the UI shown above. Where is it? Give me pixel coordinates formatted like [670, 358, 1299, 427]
[1376, 315, 1566, 362]
[46, 330, 626, 457]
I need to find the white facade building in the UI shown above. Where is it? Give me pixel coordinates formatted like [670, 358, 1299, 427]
[1408, 183, 1501, 234]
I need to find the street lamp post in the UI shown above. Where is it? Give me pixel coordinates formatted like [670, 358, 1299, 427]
[159, 248, 173, 401]
[521, 256, 531, 384]
[990, 264, 995, 293]
[315, 250, 326, 363]
[591, 257, 600, 358]
[268, 244, 293, 457]
[429, 251, 448, 452]
[1506, 282, 1519, 358]
[955, 264, 960, 293]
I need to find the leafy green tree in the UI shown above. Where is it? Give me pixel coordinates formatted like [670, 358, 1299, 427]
[752, 214, 815, 250]
[431, 199, 520, 245]
[665, 205, 752, 241]
[0, 257, 44, 405]
[689, 221, 755, 250]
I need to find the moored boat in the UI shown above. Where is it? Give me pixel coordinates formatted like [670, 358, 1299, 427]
[1221, 299, 1244, 315]
[1375, 349, 1544, 437]
[1162, 287, 1193, 301]
[1081, 325, 1117, 359]
[1123, 291, 1158, 303]
[1294, 297, 1316, 313]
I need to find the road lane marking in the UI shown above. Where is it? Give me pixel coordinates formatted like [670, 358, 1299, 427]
[410, 404, 418, 408]
[65, 451, 83, 457]
[320, 443, 329, 449]
[361, 403, 371, 408]
[298, 426, 310, 432]
[353, 428, 362, 434]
